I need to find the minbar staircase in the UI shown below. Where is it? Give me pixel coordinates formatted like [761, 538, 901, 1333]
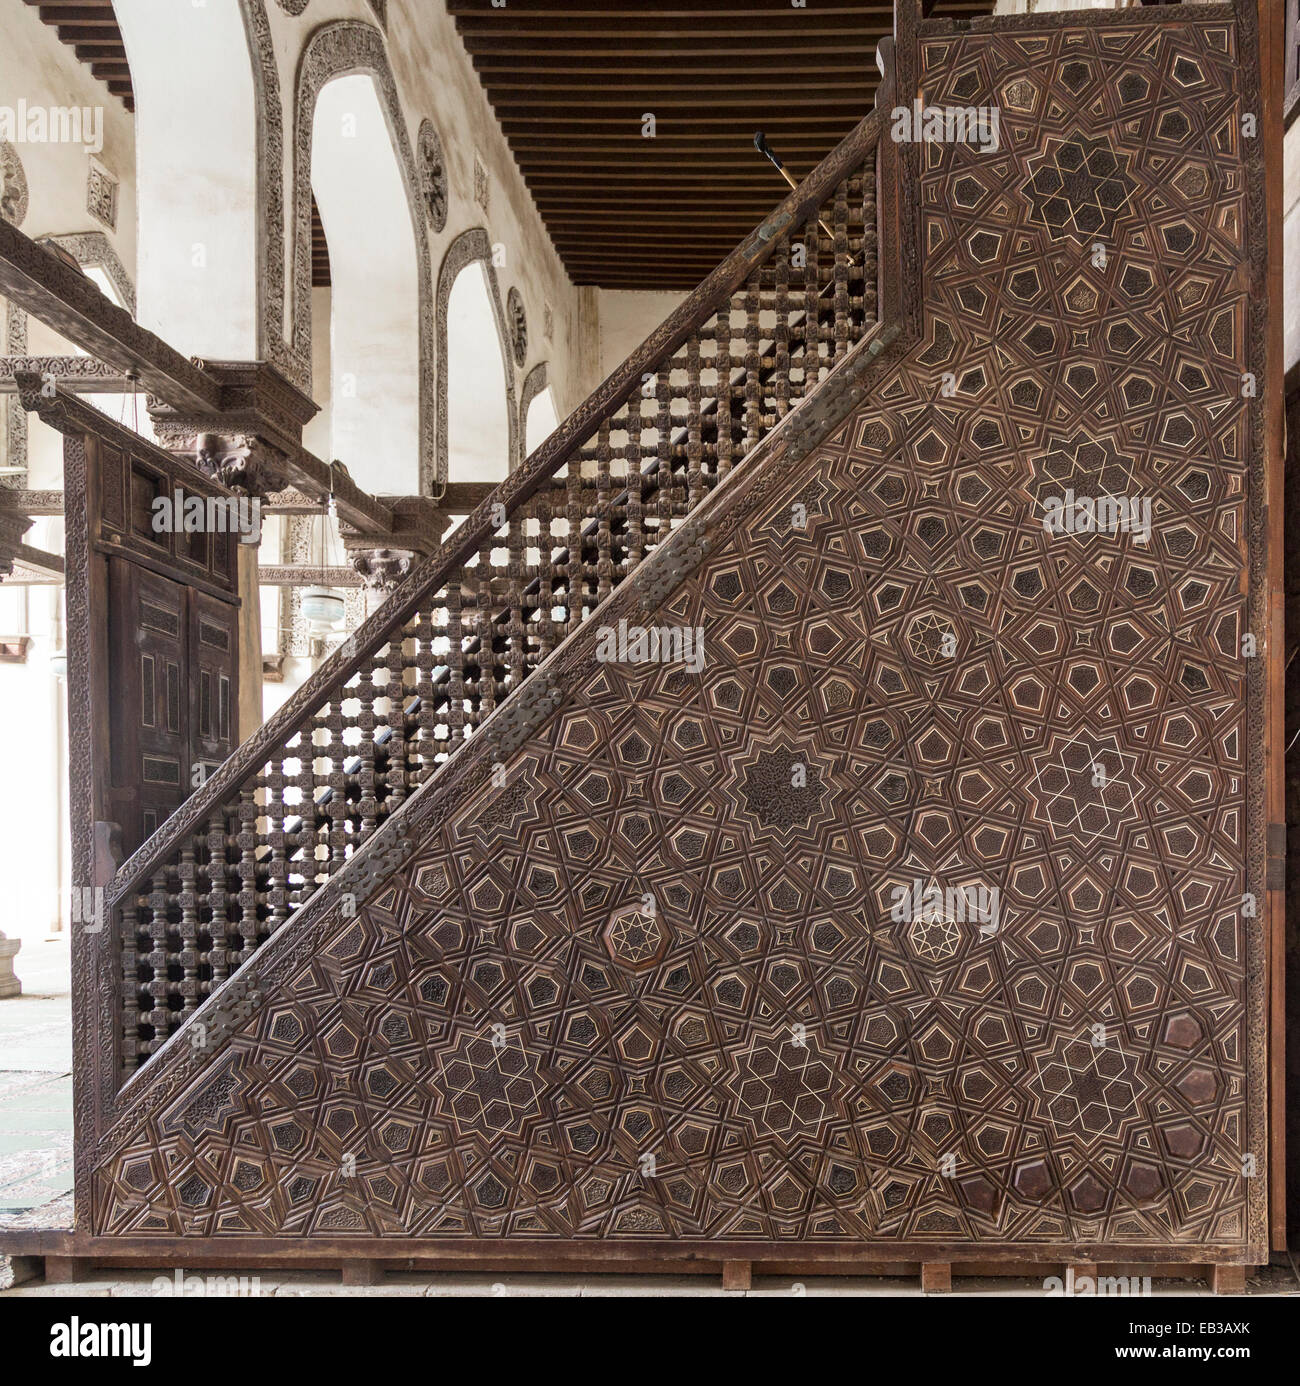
[110, 104, 889, 1075]
[45, 0, 1273, 1280]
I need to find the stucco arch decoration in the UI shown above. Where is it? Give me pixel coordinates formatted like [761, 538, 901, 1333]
[290, 21, 435, 492]
[519, 361, 549, 455]
[436, 228, 521, 493]
[237, 0, 294, 380]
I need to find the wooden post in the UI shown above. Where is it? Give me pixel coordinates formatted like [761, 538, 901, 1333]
[341, 1259, 383, 1287]
[1066, 1262, 1097, 1294]
[920, 1262, 951, 1293]
[44, 1257, 93, 1285]
[1211, 1264, 1246, 1296]
[721, 1260, 751, 1291]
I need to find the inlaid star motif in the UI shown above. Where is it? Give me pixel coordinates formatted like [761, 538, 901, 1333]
[1033, 1032, 1143, 1146]
[1023, 130, 1137, 242]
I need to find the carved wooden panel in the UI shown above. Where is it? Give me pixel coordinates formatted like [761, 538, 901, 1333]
[108, 563, 190, 853]
[89, 7, 1267, 1259]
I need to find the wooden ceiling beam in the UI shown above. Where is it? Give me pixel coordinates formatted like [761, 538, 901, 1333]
[472, 57, 874, 77]
[39, 7, 123, 23]
[457, 20, 877, 41]
[53, 24, 119, 42]
[473, 75, 870, 93]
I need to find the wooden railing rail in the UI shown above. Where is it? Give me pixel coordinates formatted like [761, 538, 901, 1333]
[105, 95, 891, 1071]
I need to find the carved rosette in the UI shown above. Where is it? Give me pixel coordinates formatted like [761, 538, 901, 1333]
[417, 119, 449, 232]
[0, 142, 29, 227]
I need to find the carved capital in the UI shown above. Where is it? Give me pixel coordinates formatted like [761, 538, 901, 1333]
[152, 425, 289, 498]
[351, 546, 415, 594]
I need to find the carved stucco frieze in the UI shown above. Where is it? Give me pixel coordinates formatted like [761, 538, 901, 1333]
[519, 361, 548, 458]
[507, 286, 527, 369]
[238, 0, 298, 383]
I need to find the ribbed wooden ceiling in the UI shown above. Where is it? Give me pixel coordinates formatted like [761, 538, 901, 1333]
[24, 0, 134, 111]
[451, 0, 992, 290]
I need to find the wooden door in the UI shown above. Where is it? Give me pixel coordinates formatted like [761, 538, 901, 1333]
[106, 561, 241, 858]
[108, 560, 189, 852]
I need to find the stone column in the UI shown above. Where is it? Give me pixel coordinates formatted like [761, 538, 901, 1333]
[0, 931, 20, 998]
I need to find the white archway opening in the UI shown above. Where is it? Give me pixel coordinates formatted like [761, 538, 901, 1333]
[446, 262, 511, 484]
[310, 74, 420, 496]
[525, 384, 560, 457]
[113, 0, 258, 358]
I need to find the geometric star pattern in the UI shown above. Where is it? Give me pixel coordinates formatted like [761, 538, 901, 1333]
[1023, 128, 1138, 243]
[90, 14, 1265, 1258]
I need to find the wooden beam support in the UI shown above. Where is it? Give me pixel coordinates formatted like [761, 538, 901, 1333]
[0, 219, 219, 415]
[44, 1256, 93, 1285]
[921, 1262, 952, 1293]
[721, 1260, 751, 1291]
[1210, 1265, 1246, 1296]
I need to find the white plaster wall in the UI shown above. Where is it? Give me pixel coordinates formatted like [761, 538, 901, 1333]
[0, 2, 136, 263]
[259, 0, 595, 430]
[312, 74, 420, 494]
[0, 550, 69, 942]
[525, 386, 560, 456]
[114, 0, 259, 358]
[597, 290, 688, 379]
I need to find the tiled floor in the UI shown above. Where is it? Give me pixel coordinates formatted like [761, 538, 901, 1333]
[0, 936, 73, 1218]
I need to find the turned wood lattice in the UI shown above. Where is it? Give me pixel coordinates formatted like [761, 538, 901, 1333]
[111, 132, 882, 1071]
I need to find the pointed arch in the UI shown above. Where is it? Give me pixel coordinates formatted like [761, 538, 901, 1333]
[520, 362, 560, 458]
[436, 229, 520, 493]
[291, 21, 434, 493]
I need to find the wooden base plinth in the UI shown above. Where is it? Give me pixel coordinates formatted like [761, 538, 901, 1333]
[44, 1256, 93, 1284]
[920, 1262, 951, 1293]
[1211, 1264, 1246, 1295]
[0, 1231, 1260, 1290]
[340, 1259, 383, 1287]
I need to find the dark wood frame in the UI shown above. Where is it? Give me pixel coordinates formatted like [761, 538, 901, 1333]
[15, 381, 244, 1229]
[0, 0, 1280, 1280]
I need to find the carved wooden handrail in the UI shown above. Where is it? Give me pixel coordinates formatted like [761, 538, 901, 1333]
[106, 94, 890, 1071]
[109, 103, 885, 904]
